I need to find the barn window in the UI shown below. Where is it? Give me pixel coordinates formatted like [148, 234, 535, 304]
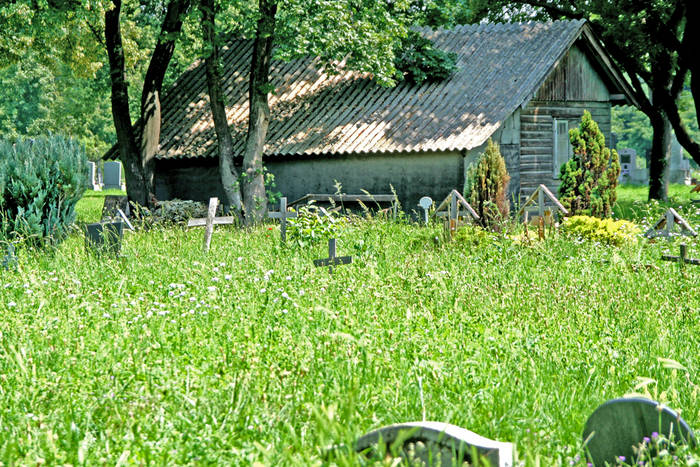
[553, 119, 572, 178]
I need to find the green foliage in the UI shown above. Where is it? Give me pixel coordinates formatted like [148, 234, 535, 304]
[393, 29, 458, 85]
[561, 215, 641, 246]
[612, 105, 651, 163]
[559, 111, 620, 218]
[0, 55, 115, 160]
[286, 203, 347, 247]
[453, 223, 493, 247]
[464, 139, 510, 230]
[1, 189, 698, 464]
[0, 135, 88, 246]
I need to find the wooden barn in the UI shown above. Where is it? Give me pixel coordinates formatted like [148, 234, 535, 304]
[107, 19, 636, 211]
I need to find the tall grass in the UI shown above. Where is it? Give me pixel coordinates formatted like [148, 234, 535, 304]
[0, 188, 697, 465]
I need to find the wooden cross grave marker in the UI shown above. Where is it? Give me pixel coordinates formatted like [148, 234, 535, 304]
[661, 243, 700, 267]
[313, 238, 352, 274]
[433, 190, 479, 236]
[645, 208, 698, 239]
[187, 197, 235, 253]
[517, 184, 569, 220]
[268, 197, 297, 243]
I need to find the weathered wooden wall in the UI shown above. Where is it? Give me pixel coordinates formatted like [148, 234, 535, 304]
[519, 42, 613, 202]
[535, 44, 611, 102]
[519, 101, 612, 199]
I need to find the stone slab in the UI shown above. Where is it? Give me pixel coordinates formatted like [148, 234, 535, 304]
[355, 421, 513, 467]
[583, 397, 695, 466]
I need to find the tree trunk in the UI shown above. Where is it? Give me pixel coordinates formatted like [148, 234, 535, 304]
[105, 0, 148, 206]
[241, 0, 277, 226]
[648, 109, 672, 201]
[679, 0, 700, 165]
[200, 0, 243, 221]
[139, 0, 191, 206]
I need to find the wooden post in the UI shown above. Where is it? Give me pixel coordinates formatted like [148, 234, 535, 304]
[538, 188, 545, 219]
[450, 194, 457, 236]
[203, 197, 218, 253]
[665, 209, 675, 236]
[680, 243, 688, 264]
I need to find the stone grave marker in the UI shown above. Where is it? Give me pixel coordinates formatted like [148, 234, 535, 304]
[2, 244, 17, 270]
[103, 161, 124, 190]
[187, 197, 235, 253]
[418, 196, 433, 225]
[101, 195, 130, 221]
[84, 221, 124, 256]
[268, 197, 297, 243]
[661, 243, 700, 267]
[645, 208, 697, 239]
[583, 397, 695, 466]
[87, 161, 101, 191]
[313, 238, 352, 273]
[355, 421, 514, 467]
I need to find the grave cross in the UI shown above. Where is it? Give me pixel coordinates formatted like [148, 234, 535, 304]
[187, 197, 235, 253]
[661, 243, 700, 266]
[645, 208, 698, 239]
[313, 238, 352, 273]
[268, 197, 297, 243]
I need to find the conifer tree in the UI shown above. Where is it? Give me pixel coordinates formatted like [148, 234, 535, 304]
[464, 139, 510, 230]
[558, 110, 620, 217]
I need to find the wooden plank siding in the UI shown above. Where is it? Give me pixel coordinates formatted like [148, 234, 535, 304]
[519, 101, 612, 201]
[534, 44, 610, 102]
[516, 41, 614, 202]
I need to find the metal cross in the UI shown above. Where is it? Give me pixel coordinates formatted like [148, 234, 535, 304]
[268, 197, 298, 243]
[661, 243, 700, 266]
[313, 238, 353, 274]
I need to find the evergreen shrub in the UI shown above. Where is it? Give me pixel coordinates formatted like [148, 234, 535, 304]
[0, 135, 88, 246]
[464, 139, 510, 231]
[559, 110, 620, 217]
[561, 215, 640, 246]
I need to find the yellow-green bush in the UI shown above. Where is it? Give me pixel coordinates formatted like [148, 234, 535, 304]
[560, 215, 641, 246]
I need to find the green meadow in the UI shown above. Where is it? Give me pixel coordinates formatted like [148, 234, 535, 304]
[1, 185, 698, 465]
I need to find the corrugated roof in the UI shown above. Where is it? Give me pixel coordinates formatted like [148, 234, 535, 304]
[127, 20, 598, 160]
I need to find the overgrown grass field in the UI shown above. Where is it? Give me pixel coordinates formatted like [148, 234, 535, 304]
[1, 186, 698, 465]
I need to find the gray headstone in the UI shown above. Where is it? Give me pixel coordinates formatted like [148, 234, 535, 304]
[583, 398, 695, 466]
[84, 221, 124, 256]
[87, 161, 99, 190]
[355, 421, 513, 467]
[103, 161, 123, 190]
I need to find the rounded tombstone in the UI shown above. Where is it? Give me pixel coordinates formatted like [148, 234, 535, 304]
[418, 196, 434, 211]
[583, 398, 695, 466]
[355, 421, 513, 467]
